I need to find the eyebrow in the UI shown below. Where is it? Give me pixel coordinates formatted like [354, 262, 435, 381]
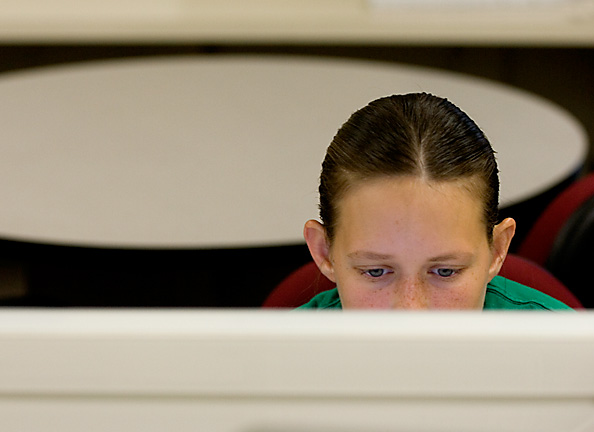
[427, 253, 475, 263]
[347, 251, 393, 260]
[347, 251, 475, 262]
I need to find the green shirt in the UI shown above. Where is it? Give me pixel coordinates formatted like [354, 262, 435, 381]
[297, 275, 573, 310]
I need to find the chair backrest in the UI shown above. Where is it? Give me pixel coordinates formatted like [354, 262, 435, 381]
[499, 253, 583, 309]
[262, 261, 333, 308]
[517, 173, 594, 266]
[262, 254, 583, 309]
[544, 194, 594, 308]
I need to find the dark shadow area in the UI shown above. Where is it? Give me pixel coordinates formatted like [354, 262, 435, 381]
[0, 240, 312, 307]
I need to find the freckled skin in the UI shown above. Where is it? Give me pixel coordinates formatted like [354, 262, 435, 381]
[305, 176, 515, 310]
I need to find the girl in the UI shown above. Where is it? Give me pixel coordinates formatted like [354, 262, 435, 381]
[300, 93, 571, 310]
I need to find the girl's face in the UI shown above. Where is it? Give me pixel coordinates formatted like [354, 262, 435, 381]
[305, 176, 515, 310]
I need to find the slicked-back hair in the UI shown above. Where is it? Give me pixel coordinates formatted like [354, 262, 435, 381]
[319, 93, 499, 243]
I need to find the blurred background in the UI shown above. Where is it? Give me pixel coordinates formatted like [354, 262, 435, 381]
[0, 0, 592, 307]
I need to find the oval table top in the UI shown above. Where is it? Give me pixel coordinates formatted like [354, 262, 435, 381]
[0, 55, 587, 249]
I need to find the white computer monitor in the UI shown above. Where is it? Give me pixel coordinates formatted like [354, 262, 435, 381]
[0, 309, 592, 432]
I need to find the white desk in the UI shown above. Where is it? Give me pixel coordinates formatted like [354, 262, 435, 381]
[0, 55, 587, 249]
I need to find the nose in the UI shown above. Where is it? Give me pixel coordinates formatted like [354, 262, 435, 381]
[392, 277, 429, 310]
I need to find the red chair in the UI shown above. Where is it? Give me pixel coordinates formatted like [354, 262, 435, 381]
[262, 261, 333, 308]
[262, 253, 583, 309]
[498, 254, 583, 309]
[517, 173, 594, 266]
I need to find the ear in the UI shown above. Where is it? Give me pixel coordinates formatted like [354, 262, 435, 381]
[488, 217, 517, 280]
[303, 220, 337, 283]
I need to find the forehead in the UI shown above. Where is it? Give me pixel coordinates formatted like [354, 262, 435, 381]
[339, 175, 483, 212]
[333, 176, 488, 252]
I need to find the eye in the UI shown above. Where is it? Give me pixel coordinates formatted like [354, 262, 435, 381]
[364, 268, 388, 278]
[434, 268, 456, 278]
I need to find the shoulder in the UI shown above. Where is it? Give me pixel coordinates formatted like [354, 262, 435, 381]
[484, 276, 573, 310]
[296, 288, 342, 309]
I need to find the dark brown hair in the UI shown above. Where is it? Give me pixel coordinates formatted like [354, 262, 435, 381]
[319, 93, 499, 243]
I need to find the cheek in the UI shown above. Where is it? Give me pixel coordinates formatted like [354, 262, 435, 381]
[433, 253, 493, 309]
[333, 268, 393, 309]
[338, 284, 393, 309]
[433, 276, 487, 309]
